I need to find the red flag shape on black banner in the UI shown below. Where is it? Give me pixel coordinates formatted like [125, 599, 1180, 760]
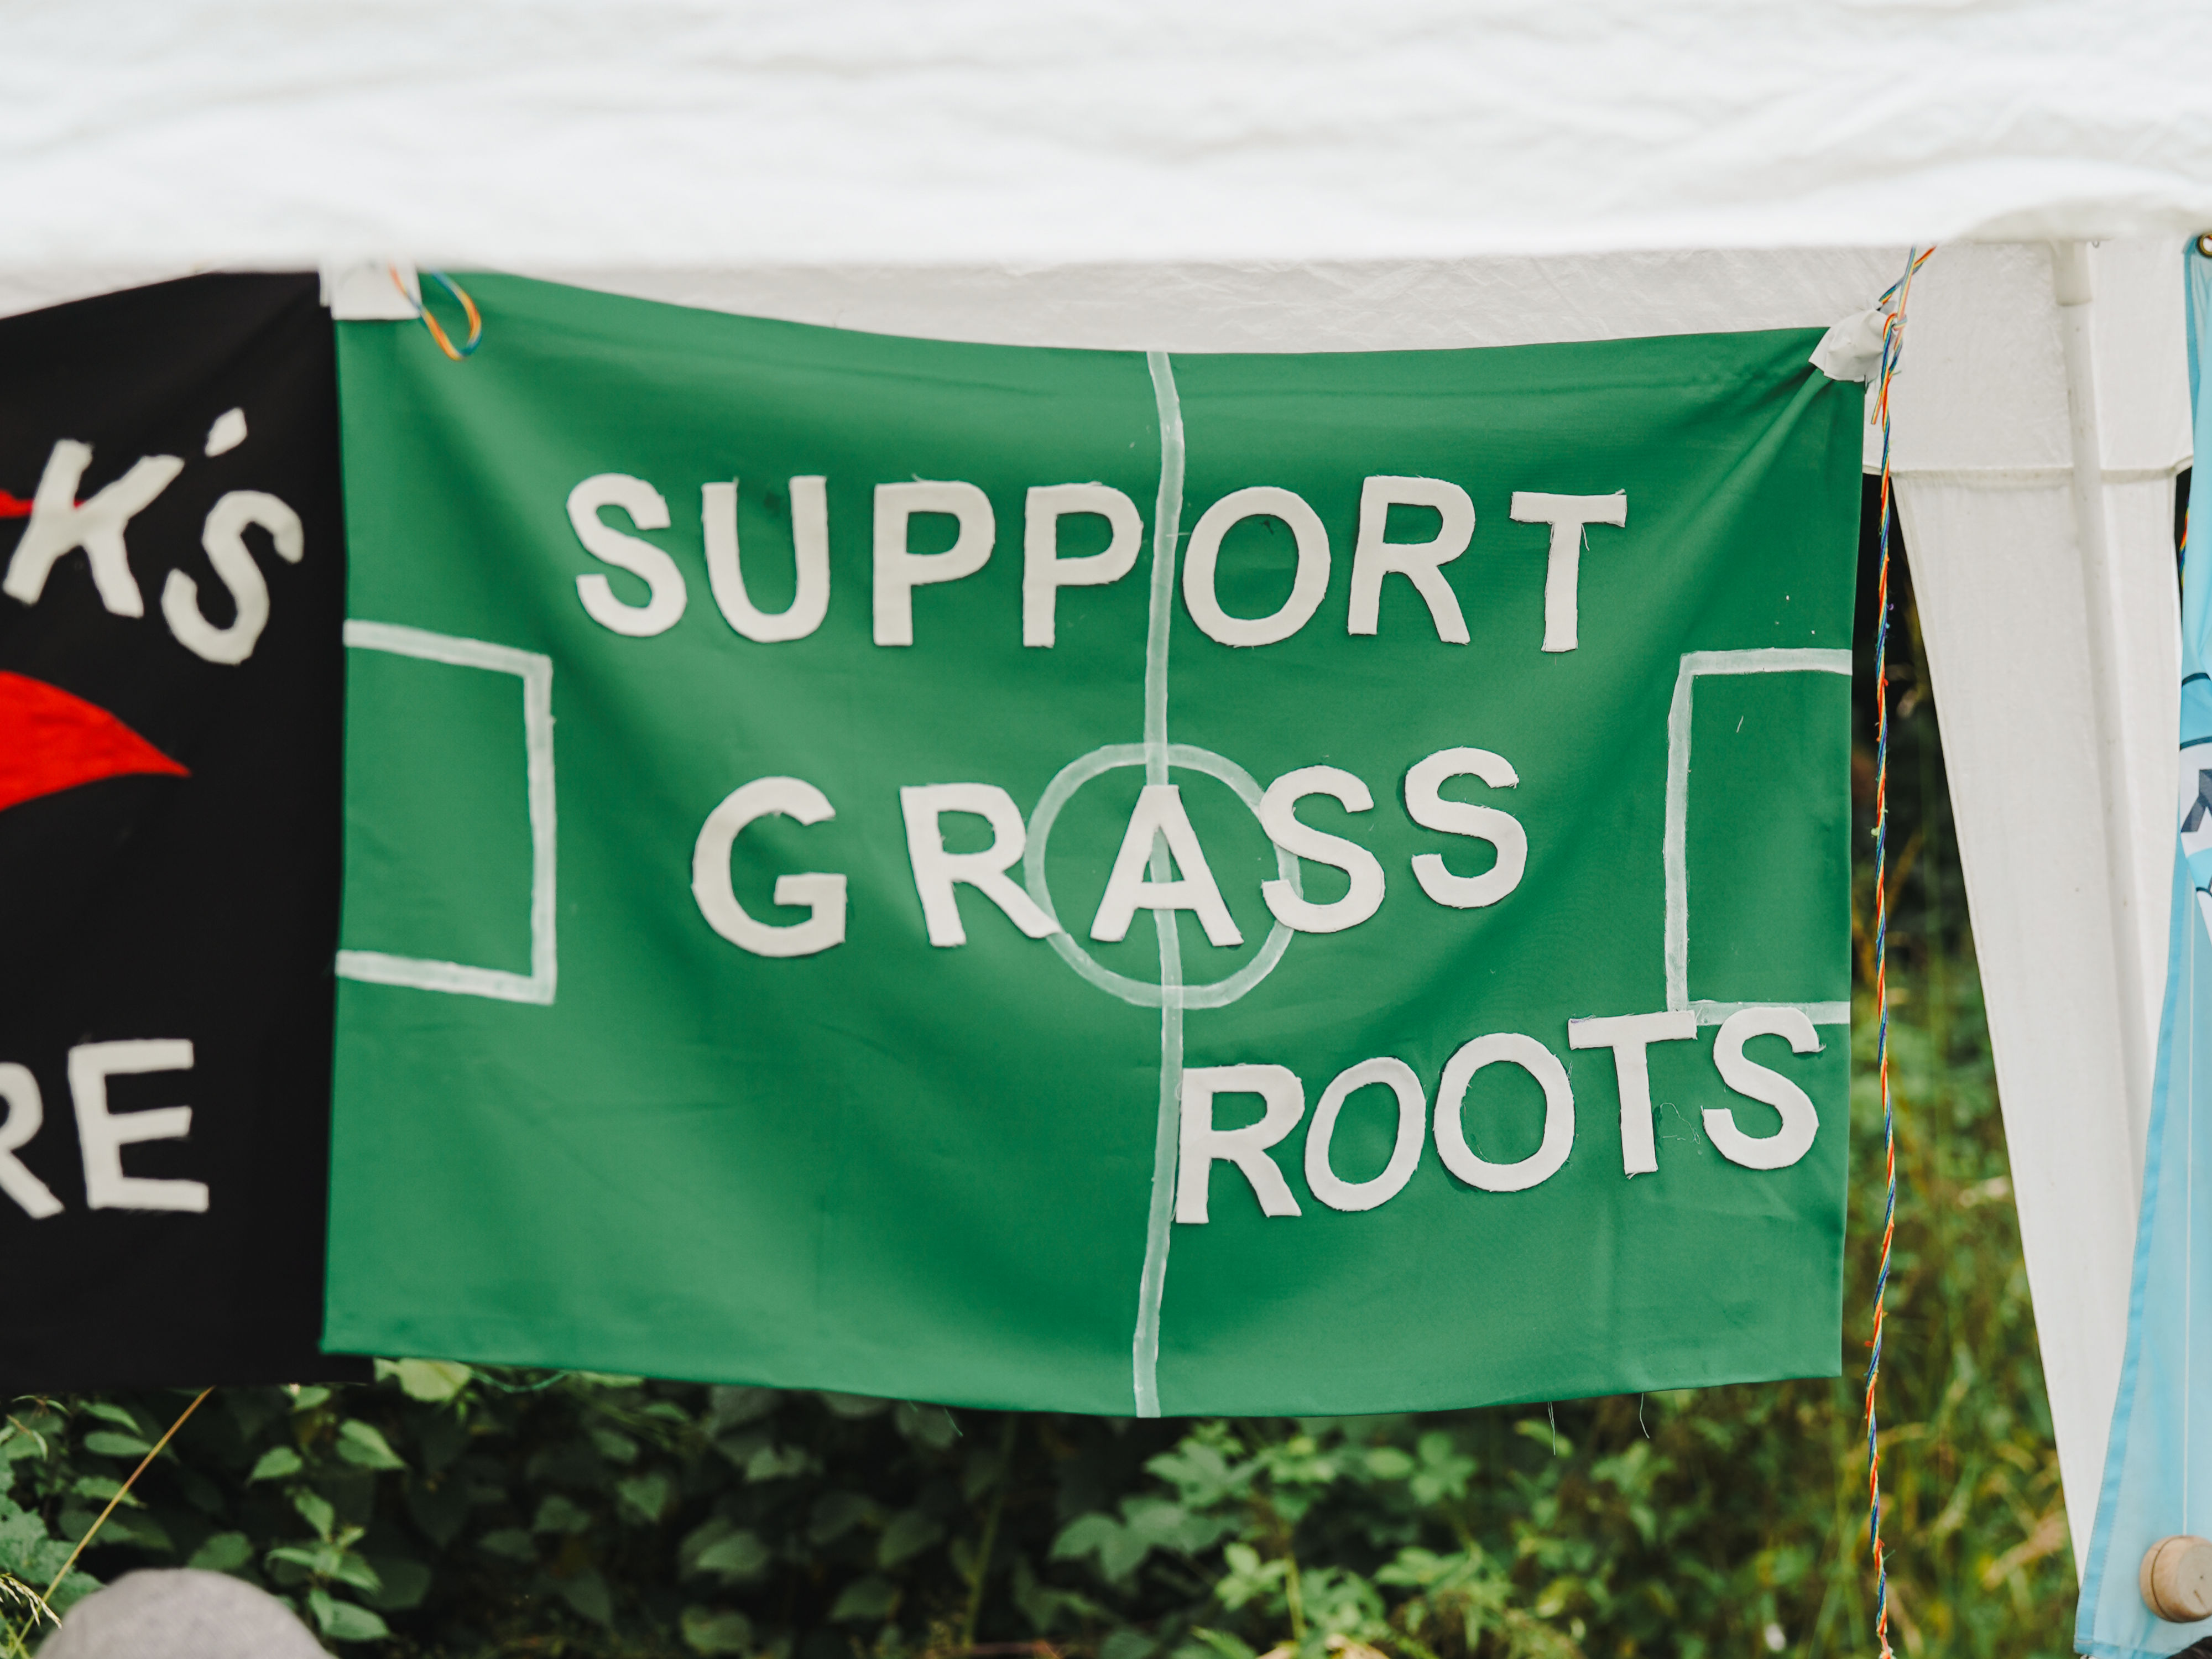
[0, 274, 365, 1387]
[0, 670, 189, 812]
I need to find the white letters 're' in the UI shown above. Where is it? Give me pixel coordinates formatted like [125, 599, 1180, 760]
[69, 1039, 207, 1212]
[0, 1065, 61, 1219]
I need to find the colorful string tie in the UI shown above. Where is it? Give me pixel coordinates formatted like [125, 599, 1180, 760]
[388, 267, 483, 361]
[1865, 242, 1933, 1659]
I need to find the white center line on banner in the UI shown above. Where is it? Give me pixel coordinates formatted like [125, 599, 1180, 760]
[1131, 349, 1186, 1418]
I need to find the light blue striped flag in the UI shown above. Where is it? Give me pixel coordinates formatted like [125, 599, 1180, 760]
[2079, 240, 2212, 1657]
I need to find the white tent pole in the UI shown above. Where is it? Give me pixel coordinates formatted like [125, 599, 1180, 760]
[1890, 239, 2188, 1576]
[2053, 238, 2158, 1172]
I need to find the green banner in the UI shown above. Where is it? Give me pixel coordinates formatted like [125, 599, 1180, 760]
[327, 275, 1859, 1415]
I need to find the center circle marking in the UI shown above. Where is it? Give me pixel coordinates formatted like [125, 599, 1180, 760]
[1024, 743, 1303, 1010]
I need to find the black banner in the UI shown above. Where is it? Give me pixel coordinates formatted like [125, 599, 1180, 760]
[0, 274, 362, 1385]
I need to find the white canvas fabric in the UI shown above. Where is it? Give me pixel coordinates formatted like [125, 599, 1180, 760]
[1, 1, 2208, 270]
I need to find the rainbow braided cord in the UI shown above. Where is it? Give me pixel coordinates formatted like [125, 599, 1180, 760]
[1865, 243, 1932, 1659]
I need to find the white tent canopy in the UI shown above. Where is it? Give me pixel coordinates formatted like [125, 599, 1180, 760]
[8, 0, 2209, 1579]
[5, 1, 2211, 266]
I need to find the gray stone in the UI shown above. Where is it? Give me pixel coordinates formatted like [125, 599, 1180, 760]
[38, 1569, 325, 1658]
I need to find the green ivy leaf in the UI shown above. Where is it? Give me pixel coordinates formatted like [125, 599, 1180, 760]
[379, 1359, 473, 1402]
[360, 1554, 433, 1612]
[80, 1431, 151, 1459]
[878, 1509, 945, 1569]
[307, 1587, 392, 1644]
[1408, 1432, 1476, 1505]
[1146, 1442, 1240, 1508]
[1052, 1513, 1123, 1562]
[1185, 1628, 1259, 1659]
[477, 1528, 536, 1563]
[77, 1403, 145, 1436]
[678, 1516, 736, 1578]
[405, 1478, 470, 1548]
[705, 1386, 779, 1432]
[1011, 1553, 1095, 1637]
[335, 1420, 406, 1470]
[293, 1489, 336, 1540]
[961, 1449, 1006, 1503]
[695, 1529, 769, 1584]
[67, 1475, 140, 1509]
[682, 1605, 756, 1655]
[559, 1567, 615, 1626]
[0, 1500, 65, 1575]
[615, 1472, 672, 1525]
[1098, 1528, 1154, 1583]
[1363, 1447, 1415, 1481]
[533, 1494, 593, 1535]
[828, 1574, 899, 1623]
[185, 1531, 254, 1574]
[246, 1447, 303, 1483]
[893, 1402, 959, 1450]
[329, 1551, 385, 1595]
[592, 1427, 641, 1465]
[807, 1491, 874, 1545]
[745, 1442, 811, 1483]
[96, 1511, 172, 1553]
[1122, 1496, 1194, 1545]
[1215, 1542, 1290, 1612]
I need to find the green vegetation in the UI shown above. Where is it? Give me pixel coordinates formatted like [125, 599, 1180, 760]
[0, 557, 2079, 1656]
